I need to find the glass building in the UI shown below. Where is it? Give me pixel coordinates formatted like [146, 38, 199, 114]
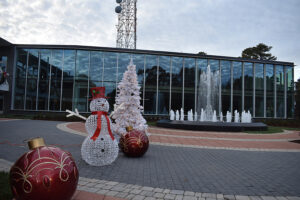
[0, 38, 295, 118]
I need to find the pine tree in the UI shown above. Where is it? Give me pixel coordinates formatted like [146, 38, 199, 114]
[112, 60, 148, 135]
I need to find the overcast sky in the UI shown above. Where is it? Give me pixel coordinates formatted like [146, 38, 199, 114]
[1, 0, 300, 80]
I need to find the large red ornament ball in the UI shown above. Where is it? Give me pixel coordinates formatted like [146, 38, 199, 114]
[120, 128, 149, 157]
[9, 138, 78, 200]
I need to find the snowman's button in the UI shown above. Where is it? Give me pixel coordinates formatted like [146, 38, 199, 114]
[101, 138, 104, 141]
[101, 149, 104, 152]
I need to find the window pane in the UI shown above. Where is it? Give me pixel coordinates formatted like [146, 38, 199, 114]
[118, 53, 130, 82]
[74, 50, 89, 112]
[221, 60, 231, 115]
[266, 64, 274, 117]
[144, 55, 157, 114]
[184, 58, 196, 113]
[38, 49, 51, 110]
[62, 50, 75, 111]
[132, 54, 145, 110]
[89, 51, 103, 87]
[171, 57, 183, 112]
[255, 63, 264, 117]
[210, 59, 220, 114]
[158, 56, 170, 114]
[233, 62, 242, 112]
[26, 49, 39, 110]
[196, 59, 208, 114]
[276, 65, 284, 117]
[103, 52, 117, 109]
[244, 62, 253, 114]
[14, 49, 27, 109]
[50, 50, 63, 111]
[286, 66, 294, 118]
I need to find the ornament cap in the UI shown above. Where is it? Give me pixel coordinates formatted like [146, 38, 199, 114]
[126, 126, 133, 132]
[27, 137, 45, 150]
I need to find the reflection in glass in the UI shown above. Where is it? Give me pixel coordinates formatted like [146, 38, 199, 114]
[233, 62, 242, 112]
[62, 50, 75, 111]
[144, 55, 157, 114]
[38, 50, 51, 110]
[89, 51, 103, 88]
[14, 49, 28, 109]
[244, 63, 253, 114]
[50, 50, 63, 110]
[196, 59, 208, 113]
[74, 50, 89, 112]
[103, 52, 117, 109]
[286, 66, 294, 118]
[171, 57, 183, 112]
[276, 65, 284, 117]
[266, 64, 274, 117]
[118, 53, 131, 82]
[158, 56, 170, 114]
[221, 60, 231, 115]
[26, 49, 39, 110]
[255, 63, 264, 117]
[184, 58, 196, 113]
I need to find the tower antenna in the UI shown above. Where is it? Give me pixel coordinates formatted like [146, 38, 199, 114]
[115, 0, 137, 49]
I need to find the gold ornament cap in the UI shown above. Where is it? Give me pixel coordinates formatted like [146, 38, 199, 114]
[126, 126, 133, 132]
[27, 137, 46, 150]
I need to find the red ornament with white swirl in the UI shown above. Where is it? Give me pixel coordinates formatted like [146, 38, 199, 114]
[119, 127, 149, 157]
[9, 138, 78, 200]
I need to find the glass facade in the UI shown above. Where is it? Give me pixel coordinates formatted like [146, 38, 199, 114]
[12, 47, 294, 118]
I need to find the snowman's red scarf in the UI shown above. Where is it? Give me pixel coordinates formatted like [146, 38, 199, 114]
[90, 111, 115, 141]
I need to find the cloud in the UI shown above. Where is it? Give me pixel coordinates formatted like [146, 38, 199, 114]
[0, 0, 300, 79]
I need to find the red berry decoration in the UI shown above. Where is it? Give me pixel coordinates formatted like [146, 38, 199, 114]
[120, 126, 149, 157]
[9, 138, 78, 200]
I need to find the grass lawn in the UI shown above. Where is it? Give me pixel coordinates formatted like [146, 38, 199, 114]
[0, 171, 13, 200]
[244, 126, 300, 134]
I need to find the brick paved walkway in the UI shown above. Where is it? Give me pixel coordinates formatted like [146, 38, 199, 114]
[1, 119, 300, 199]
[64, 122, 300, 151]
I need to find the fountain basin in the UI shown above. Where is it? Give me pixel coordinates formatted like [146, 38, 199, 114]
[157, 120, 267, 132]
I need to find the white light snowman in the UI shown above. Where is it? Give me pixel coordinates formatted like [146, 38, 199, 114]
[67, 87, 119, 166]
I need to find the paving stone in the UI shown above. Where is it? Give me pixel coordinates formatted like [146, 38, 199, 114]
[94, 183, 105, 188]
[85, 182, 98, 187]
[123, 188, 131, 193]
[165, 194, 176, 200]
[106, 181, 119, 186]
[154, 188, 164, 193]
[85, 187, 98, 193]
[224, 195, 236, 200]
[206, 198, 217, 200]
[115, 192, 129, 198]
[276, 197, 288, 200]
[249, 196, 262, 200]
[140, 191, 155, 197]
[195, 193, 202, 197]
[132, 195, 146, 200]
[184, 191, 195, 196]
[106, 191, 119, 197]
[131, 185, 142, 189]
[286, 197, 300, 200]
[130, 189, 142, 194]
[125, 194, 136, 200]
[111, 186, 126, 192]
[154, 193, 165, 198]
[163, 189, 171, 194]
[144, 197, 156, 200]
[102, 185, 114, 190]
[235, 196, 250, 200]
[202, 193, 217, 198]
[261, 197, 277, 200]
[183, 196, 197, 200]
[141, 186, 154, 191]
[171, 190, 185, 195]
[217, 194, 224, 199]
[96, 189, 110, 195]
[175, 195, 184, 200]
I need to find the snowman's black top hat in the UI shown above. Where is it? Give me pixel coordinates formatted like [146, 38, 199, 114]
[90, 87, 109, 100]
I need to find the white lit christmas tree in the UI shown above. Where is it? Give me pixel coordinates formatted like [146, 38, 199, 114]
[112, 60, 148, 136]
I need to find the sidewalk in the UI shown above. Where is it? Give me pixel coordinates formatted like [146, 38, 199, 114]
[62, 122, 300, 152]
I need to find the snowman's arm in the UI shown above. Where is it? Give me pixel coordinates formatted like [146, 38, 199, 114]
[66, 109, 87, 121]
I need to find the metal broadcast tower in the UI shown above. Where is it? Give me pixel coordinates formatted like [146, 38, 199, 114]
[115, 0, 137, 49]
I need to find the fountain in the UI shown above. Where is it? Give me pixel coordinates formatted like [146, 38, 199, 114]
[170, 110, 175, 120]
[157, 64, 267, 131]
